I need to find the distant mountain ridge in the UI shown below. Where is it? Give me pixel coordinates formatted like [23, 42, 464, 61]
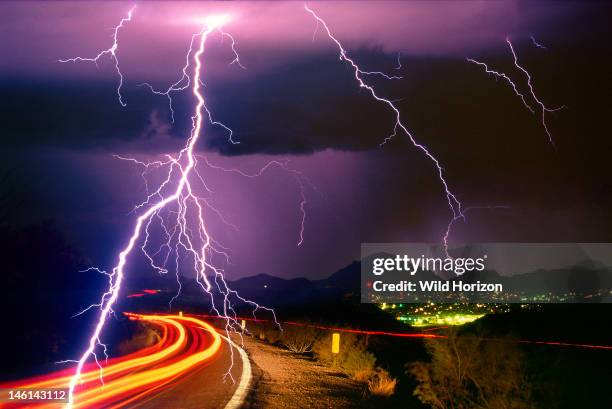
[123, 256, 612, 308]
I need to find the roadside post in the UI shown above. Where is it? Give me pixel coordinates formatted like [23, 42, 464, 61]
[332, 333, 340, 367]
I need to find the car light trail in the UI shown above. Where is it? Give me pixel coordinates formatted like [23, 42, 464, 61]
[518, 340, 612, 350]
[193, 313, 444, 339]
[193, 313, 612, 351]
[0, 314, 222, 409]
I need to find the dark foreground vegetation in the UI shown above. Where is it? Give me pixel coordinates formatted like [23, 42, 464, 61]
[237, 308, 612, 409]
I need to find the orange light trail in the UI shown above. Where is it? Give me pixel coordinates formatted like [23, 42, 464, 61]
[0, 314, 222, 409]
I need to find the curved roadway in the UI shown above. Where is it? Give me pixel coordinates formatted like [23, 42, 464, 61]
[1, 313, 249, 409]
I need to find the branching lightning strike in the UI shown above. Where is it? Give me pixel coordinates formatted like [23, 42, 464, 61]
[304, 4, 464, 246]
[62, 10, 277, 406]
[59, 7, 134, 107]
[199, 156, 311, 246]
[443, 206, 510, 254]
[139, 27, 245, 129]
[506, 38, 564, 146]
[468, 37, 563, 146]
[395, 52, 402, 70]
[530, 35, 547, 50]
[465, 58, 535, 114]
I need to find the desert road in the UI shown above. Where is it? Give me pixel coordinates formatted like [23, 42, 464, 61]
[0, 313, 250, 409]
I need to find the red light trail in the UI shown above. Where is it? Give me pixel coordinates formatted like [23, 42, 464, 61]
[193, 312, 612, 351]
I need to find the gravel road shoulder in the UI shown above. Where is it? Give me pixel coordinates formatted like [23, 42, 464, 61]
[241, 336, 364, 409]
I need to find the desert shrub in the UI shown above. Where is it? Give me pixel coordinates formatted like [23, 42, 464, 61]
[408, 329, 535, 409]
[368, 369, 398, 397]
[261, 324, 282, 344]
[281, 324, 319, 353]
[343, 348, 377, 380]
[313, 332, 378, 380]
[246, 322, 266, 340]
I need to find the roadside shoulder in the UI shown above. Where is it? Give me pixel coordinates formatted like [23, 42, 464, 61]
[240, 336, 364, 409]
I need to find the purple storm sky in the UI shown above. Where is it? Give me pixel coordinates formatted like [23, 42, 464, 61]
[1, 1, 611, 280]
[1, 1, 570, 78]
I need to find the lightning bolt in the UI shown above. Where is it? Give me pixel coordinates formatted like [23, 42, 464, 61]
[139, 27, 245, 127]
[468, 37, 563, 146]
[465, 58, 535, 114]
[395, 52, 402, 70]
[530, 35, 547, 50]
[506, 37, 564, 146]
[199, 156, 312, 246]
[443, 205, 510, 255]
[64, 11, 277, 406]
[59, 7, 135, 107]
[304, 4, 464, 245]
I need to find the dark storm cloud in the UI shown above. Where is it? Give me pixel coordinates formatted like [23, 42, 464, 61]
[0, 51, 420, 154]
[1, 78, 160, 148]
[2, 1, 606, 156]
[3, 26, 611, 163]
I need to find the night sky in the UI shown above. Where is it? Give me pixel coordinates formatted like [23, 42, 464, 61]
[2, 1, 612, 280]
